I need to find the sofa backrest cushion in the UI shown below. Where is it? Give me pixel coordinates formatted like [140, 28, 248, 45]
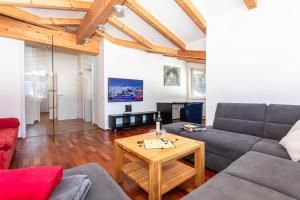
[213, 103, 267, 137]
[0, 118, 20, 129]
[264, 104, 300, 140]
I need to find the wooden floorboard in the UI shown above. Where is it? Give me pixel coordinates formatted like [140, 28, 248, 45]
[11, 119, 215, 200]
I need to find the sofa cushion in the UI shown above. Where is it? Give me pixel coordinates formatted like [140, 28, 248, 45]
[0, 166, 63, 200]
[183, 172, 296, 200]
[178, 127, 261, 160]
[213, 103, 267, 137]
[163, 122, 189, 135]
[224, 151, 300, 199]
[264, 104, 300, 140]
[251, 139, 290, 159]
[0, 128, 18, 141]
[0, 140, 11, 150]
[64, 163, 129, 200]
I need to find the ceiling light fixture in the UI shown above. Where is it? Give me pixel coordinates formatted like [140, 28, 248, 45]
[113, 4, 125, 17]
[96, 24, 106, 31]
[83, 38, 90, 44]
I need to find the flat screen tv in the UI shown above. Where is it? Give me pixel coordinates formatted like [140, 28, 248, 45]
[108, 78, 143, 102]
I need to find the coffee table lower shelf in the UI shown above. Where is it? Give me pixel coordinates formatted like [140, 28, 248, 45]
[122, 160, 196, 195]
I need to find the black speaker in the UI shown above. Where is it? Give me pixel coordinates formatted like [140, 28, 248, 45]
[125, 104, 132, 112]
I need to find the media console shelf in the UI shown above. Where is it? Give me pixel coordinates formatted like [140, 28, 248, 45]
[109, 111, 157, 132]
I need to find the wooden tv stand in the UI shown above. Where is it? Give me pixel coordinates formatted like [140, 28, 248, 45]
[108, 111, 157, 132]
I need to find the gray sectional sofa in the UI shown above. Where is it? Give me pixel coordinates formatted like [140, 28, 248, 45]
[63, 103, 300, 200]
[164, 103, 300, 200]
[183, 151, 300, 200]
[164, 103, 299, 172]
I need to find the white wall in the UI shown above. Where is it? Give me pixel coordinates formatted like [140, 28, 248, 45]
[96, 40, 105, 128]
[0, 37, 25, 137]
[97, 40, 188, 129]
[206, 0, 300, 125]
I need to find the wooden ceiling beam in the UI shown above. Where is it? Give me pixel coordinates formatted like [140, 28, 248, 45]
[0, 0, 92, 11]
[125, 0, 186, 50]
[0, 15, 99, 55]
[177, 50, 206, 60]
[96, 31, 204, 60]
[0, 5, 74, 32]
[178, 57, 206, 64]
[108, 16, 153, 49]
[39, 18, 81, 26]
[244, 0, 257, 9]
[175, 0, 206, 34]
[76, 0, 126, 44]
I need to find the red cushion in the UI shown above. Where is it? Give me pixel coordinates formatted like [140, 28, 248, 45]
[0, 166, 63, 200]
[0, 140, 11, 150]
[0, 118, 20, 129]
[0, 151, 4, 169]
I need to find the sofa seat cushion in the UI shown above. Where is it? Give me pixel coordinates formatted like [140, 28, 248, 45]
[224, 151, 300, 200]
[251, 139, 290, 159]
[183, 172, 296, 200]
[178, 127, 261, 160]
[0, 139, 11, 150]
[163, 122, 189, 135]
[0, 128, 18, 139]
[64, 163, 129, 200]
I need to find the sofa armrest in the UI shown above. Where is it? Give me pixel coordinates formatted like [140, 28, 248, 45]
[0, 118, 20, 129]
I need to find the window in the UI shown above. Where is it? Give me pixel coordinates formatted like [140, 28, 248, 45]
[190, 68, 206, 98]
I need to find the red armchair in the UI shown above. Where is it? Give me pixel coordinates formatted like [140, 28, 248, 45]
[0, 118, 20, 169]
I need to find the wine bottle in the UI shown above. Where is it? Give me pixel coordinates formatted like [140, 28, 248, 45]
[156, 111, 162, 133]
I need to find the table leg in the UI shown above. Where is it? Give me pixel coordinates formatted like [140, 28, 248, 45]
[194, 145, 205, 186]
[148, 161, 161, 200]
[115, 142, 124, 183]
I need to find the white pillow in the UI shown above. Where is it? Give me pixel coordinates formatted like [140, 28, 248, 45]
[289, 119, 300, 133]
[279, 130, 300, 161]
[280, 119, 300, 147]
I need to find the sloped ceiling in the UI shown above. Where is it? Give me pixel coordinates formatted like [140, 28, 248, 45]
[18, 0, 245, 50]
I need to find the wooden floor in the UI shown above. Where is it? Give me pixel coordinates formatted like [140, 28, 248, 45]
[11, 119, 215, 200]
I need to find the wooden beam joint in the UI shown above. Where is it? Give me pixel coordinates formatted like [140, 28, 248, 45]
[76, 0, 126, 44]
[0, 15, 99, 55]
[244, 0, 257, 9]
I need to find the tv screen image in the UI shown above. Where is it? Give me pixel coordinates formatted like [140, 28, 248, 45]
[108, 78, 143, 102]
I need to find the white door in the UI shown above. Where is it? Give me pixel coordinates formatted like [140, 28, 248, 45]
[57, 73, 78, 120]
[55, 53, 79, 120]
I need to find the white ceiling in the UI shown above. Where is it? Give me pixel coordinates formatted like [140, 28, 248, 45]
[18, 0, 246, 50]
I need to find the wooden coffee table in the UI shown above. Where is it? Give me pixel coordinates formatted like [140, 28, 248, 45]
[114, 132, 205, 200]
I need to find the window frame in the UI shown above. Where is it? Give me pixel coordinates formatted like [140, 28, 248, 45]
[188, 67, 206, 100]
